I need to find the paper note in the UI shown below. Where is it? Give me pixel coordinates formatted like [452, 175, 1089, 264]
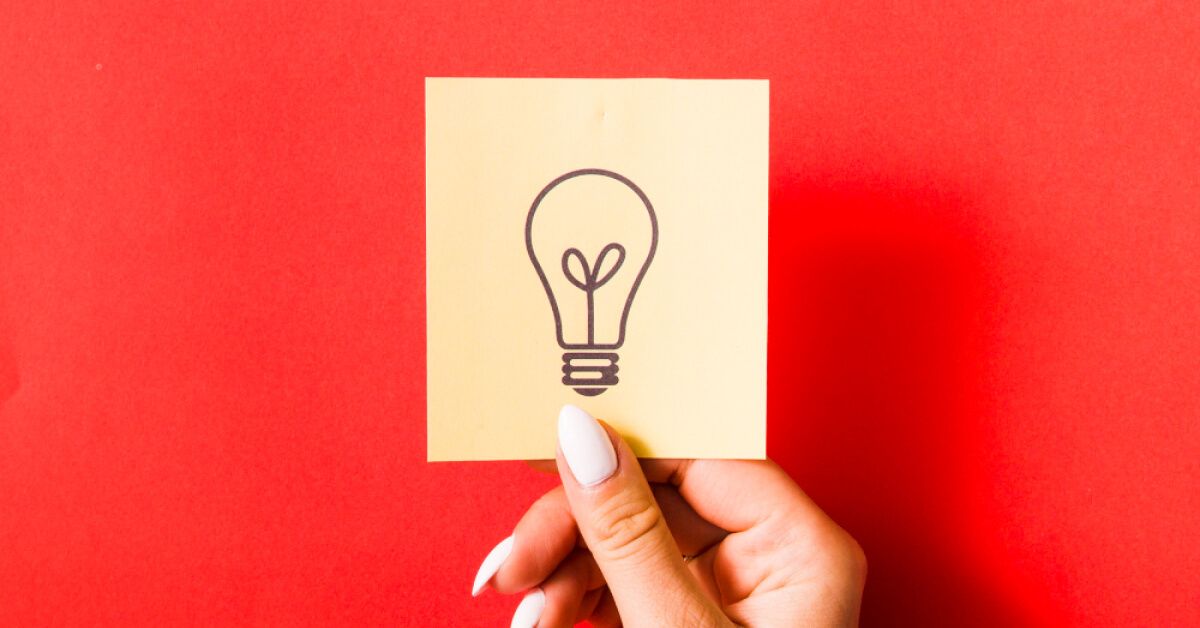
[426, 78, 767, 461]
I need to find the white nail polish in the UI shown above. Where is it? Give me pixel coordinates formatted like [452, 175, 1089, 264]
[471, 535, 514, 597]
[558, 404, 617, 487]
[510, 588, 545, 628]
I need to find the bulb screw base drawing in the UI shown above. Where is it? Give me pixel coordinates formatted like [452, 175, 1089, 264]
[561, 352, 619, 396]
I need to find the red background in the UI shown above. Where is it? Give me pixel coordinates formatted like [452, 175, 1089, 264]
[2, 2, 1197, 626]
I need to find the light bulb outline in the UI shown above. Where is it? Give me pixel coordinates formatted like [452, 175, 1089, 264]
[525, 168, 659, 352]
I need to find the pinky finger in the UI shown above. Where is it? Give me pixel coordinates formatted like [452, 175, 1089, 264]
[516, 549, 604, 628]
[587, 588, 622, 628]
[575, 588, 604, 624]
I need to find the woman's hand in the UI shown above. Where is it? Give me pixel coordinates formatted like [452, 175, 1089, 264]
[472, 405, 867, 627]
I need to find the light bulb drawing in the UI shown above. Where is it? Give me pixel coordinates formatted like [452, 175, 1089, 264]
[525, 169, 658, 396]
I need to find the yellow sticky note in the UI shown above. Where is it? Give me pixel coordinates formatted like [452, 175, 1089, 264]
[426, 78, 767, 461]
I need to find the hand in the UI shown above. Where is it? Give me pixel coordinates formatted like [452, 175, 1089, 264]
[472, 405, 867, 627]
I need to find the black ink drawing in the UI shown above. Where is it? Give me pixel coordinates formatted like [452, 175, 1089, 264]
[525, 169, 658, 396]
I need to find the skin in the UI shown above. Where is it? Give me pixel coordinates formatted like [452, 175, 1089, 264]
[486, 421, 867, 627]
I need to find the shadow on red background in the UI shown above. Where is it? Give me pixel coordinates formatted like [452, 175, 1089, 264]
[768, 178, 1033, 626]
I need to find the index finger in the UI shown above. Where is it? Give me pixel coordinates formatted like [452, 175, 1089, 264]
[532, 456, 823, 533]
[638, 458, 829, 533]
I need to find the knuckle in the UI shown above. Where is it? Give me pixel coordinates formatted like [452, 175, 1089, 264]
[588, 494, 663, 560]
[848, 536, 868, 583]
[828, 528, 868, 588]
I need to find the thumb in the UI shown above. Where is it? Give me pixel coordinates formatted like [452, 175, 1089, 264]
[555, 405, 726, 627]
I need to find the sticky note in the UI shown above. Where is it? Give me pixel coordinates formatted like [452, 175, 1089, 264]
[426, 78, 767, 461]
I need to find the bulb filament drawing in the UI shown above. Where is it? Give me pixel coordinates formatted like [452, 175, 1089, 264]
[525, 169, 658, 396]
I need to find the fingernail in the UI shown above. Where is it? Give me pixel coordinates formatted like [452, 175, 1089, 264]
[471, 535, 514, 597]
[558, 404, 617, 487]
[510, 588, 545, 628]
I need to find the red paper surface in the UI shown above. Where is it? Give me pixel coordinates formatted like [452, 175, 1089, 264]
[2, 2, 1197, 626]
